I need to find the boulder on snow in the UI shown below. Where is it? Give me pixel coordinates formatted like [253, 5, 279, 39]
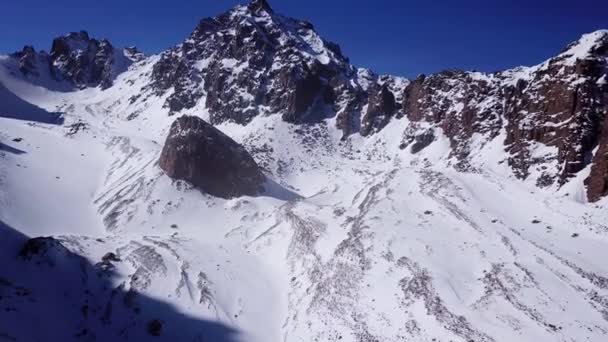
[158, 115, 265, 198]
[410, 129, 435, 154]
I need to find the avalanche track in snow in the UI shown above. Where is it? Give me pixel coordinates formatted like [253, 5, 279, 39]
[2, 2, 608, 342]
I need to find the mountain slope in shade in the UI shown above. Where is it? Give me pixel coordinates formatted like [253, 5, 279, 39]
[1, 1, 608, 341]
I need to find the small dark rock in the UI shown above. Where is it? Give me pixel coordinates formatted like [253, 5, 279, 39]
[147, 319, 163, 336]
[411, 130, 435, 154]
[102, 252, 121, 263]
[66, 122, 88, 136]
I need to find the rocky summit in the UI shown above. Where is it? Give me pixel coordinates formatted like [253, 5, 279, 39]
[11, 30, 141, 89]
[148, 0, 408, 133]
[159, 115, 265, 198]
[2, 1, 608, 342]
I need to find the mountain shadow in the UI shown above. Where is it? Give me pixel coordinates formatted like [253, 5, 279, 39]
[0, 220, 240, 342]
[0, 141, 26, 155]
[0, 83, 64, 125]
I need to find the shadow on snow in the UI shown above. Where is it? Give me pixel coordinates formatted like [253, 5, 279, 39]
[0, 142, 26, 155]
[0, 83, 64, 125]
[0, 220, 241, 342]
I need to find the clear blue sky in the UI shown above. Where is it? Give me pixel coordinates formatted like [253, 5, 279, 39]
[1, 0, 606, 78]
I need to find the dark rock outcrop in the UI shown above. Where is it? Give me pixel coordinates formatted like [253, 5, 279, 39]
[398, 30, 608, 198]
[12, 46, 40, 77]
[11, 31, 135, 89]
[50, 31, 124, 89]
[158, 115, 265, 198]
[124, 46, 145, 62]
[401, 70, 503, 168]
[18, 237, 71, 267]
[148, 0, 406, 129]
[147, 319, 163, 336]
[248, 0, 274, 14]
[586, 116, 608, 202]
[410, 129, 436, 154]
[501, 36, 608, 184]
[360, 83, 398, 136]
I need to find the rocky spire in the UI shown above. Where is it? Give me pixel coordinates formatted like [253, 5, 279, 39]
[47, 31, 133, 89]
[247, 0, 273, 14]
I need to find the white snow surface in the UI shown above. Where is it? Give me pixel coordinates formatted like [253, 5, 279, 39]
[1, 32, 608, 342]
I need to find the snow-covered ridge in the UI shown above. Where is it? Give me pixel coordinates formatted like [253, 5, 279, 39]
[558, 29, 608, 66]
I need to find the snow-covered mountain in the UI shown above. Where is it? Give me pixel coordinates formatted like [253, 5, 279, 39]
[1, 1, 608, 341]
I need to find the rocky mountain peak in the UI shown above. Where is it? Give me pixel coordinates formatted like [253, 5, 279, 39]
[247, 0, 274, 14]
[9, 31, 136, 90]
[58, 30, 91, 44]
[49, 31, 124, 89]
[149, 0, 363, 124]
[12, 45, 41, 77]
[558, 30, 608, 61]
[123, 46, 145, 62]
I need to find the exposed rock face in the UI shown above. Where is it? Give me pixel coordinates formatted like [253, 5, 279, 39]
[360, 83, 398, 136]
[501, 32, 608, 185]
[158, 115, 265, 198]
[148, 0, 408, 127]
[12, 46, 41, 77]
[399, 31, 608, 199]
[123, 46, 145, 62]
[248, 0, 273, 14]
[401, 70, 503, 167]
[410, 129, 436, 154]
[11, 31, 136, 89]
[586, 116, 608, 202]
[50, 31, 129, 89]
